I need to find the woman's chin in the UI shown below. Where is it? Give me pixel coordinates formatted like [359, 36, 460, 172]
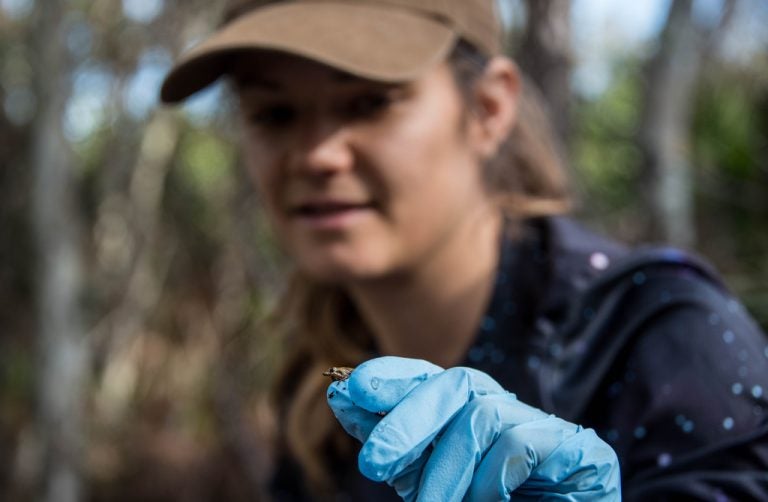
[296, 254, 391, 284]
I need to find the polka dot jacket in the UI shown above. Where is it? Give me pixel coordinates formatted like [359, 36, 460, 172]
[271, 216, 768, 501]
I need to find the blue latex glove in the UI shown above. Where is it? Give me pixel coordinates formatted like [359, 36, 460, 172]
[326, 356, 620, 501]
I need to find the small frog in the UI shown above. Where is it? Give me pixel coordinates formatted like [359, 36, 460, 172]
[323, 366, 355, 382]
[324, 366, 387, 416]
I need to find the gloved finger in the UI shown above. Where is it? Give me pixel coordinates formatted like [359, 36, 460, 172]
[520, 428, 620, 500]
[347, 356, 443, 414]
[326, 378, 382, 443]
[357, 366, 506, 482]
[463, 417, 582, 501]
[389, 448, 430, 502]
[418, 395, 558, 501]
[327, 356, 443, 443]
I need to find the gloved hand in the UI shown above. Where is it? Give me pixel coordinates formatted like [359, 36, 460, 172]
[326, 356, 620, 501]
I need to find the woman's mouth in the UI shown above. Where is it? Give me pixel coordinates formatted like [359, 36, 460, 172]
[291, 201, 376, 230]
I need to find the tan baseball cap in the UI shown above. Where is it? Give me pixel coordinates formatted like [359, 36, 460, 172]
[160, 0, 501, 103]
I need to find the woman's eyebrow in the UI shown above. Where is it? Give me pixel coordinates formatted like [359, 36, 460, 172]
[331, 71, 398, 89]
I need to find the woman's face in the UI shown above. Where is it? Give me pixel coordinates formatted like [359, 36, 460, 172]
[236, 53, 495, 283]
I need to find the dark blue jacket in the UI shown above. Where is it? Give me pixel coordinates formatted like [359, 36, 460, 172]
[273, 217, 768, 501]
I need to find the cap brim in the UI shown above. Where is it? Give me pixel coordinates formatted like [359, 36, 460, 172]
[160, 2, 457, 103]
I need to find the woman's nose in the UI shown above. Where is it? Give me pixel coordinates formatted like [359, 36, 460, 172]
[290, 119, 354, 176]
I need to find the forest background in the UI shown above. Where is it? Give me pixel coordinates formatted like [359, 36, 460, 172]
[1, 0, 767, 500]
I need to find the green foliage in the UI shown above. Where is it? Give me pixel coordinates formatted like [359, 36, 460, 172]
[694, 72, 767, 178]
[178, 129, 238, 199]
[571, 60, 645, 224]
[692, 63, 768, 327]
[572, 55, 768, 326]
[168, 127, 239, 247]
[0, 343, 34, 409]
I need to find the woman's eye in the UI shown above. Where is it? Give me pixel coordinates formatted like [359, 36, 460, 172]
[344, 92, 393, 119]
[248, 104, 296, 127]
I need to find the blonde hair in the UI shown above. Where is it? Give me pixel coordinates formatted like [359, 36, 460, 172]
[268, 41, 571, 494]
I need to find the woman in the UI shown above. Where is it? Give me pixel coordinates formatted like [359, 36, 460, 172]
[161, 1, 768, 500]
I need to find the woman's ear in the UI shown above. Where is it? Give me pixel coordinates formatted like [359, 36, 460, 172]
[468, 57, 521, 160]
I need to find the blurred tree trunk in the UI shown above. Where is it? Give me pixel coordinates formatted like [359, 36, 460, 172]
[639, 0, 700, 247]
[517, 0, 573, 149]
[29, 1, 88, 501]
[639, 0, 736, 247]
